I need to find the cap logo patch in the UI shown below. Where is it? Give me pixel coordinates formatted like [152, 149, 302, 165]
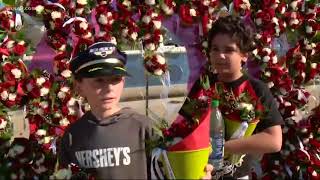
[89, 46, 116, 57]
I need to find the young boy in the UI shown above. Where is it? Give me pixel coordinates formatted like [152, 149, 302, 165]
[58, 42, 213, 179]
[179, 16, 283, 179]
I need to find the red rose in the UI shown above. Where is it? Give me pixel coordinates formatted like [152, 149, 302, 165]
[13, 44, 27, 56]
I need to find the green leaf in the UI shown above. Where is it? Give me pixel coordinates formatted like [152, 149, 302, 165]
[1, 0, 15, 5]
[200, 74, 210, 90]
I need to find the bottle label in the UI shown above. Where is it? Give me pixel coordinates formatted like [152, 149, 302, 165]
[211, 132, 224, 160]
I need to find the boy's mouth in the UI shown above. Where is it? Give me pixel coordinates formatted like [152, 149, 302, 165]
[101, 97, 115, 102]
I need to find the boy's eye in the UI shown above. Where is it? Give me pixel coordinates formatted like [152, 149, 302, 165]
[211, 47, 219, 51]
[225, 48, 236, 53]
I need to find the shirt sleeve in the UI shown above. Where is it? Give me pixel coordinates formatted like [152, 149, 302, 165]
[250, 78, 284, 132]
[58, 132, 72, 167]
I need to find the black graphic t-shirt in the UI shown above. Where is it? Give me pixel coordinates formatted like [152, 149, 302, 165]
[58, 108, 152, 179]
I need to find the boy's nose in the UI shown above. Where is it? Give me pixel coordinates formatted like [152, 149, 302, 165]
[217, 52, 226, 60]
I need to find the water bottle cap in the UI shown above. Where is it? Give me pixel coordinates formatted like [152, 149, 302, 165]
[211, 100, 219, 107]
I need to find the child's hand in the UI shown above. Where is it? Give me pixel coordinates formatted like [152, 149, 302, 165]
[201, 164, 214, 180]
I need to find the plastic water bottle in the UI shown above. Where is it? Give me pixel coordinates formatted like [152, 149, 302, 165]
[209, 100, 225, 171]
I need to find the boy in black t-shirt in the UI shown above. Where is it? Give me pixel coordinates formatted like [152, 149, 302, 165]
[58, 42, 213, 179]
[180, 16, 283, 179]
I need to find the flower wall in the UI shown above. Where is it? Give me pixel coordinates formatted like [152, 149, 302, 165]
[0, 0, 319, 179]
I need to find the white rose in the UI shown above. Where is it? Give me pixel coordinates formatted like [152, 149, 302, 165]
[268, 82, 274, 88]
[122, 0, 131, 7]
[36, 77, 46, 86]
[161, 4, 173, 15]
[2, 55, 8, 61]
[275, 27, 280, 36]
[75, 8, 84, 15]
[68, 107, 76, 115]
[290, 19, 299, 25]
[51, 11, 62, 20]
[36, 108, 44, 115]
[61, 70, 72, 78]
[1, 91, 8, 100]
[67, 98, 76, 106]
[0, 120, 7, 129]
[146, 43, 155, 51]
[11, 68, 22, 79]
[262, 56, 270, 62]
[40, 101, 49, 109]
[153, 20, 161, 29]
[35, 5, 44, 14]
[252, 49, 258, 56]
[79, 21, 88, 30]
[98, 31, 106, 37]
[8, 145, 25, 157]
[209, 7, 215, 14]
[18, 41, 25, 45]
[203, 0, 210, 6]
[36, 129, 47, 136]
[107, 12, 113, 18]
[40, 88, 49, 96]
[145, 0, 155, 5]
[290, 1, 298, 10]
[306, 26, 313, 34]
[98, 15, 108, 25]
[206, 20, 213, 30]
[142, 15, 151, 24]
[189, 8, 197, 16]
[239, 103, 254, 111]
[83, 32, 92, 39]
[272, 17, 279, 25]
[263, 47, 271, 54]
[130, 32, 138, 40]
[202, 41, 208, 48]
[154, 69, 163, 76]
[59, 44, 66, 51]
[58, 91, 66, 99]
[59, 118, 70, 126]
[265, 71, 271, 77]
[9, 20, 15, 28]
[8, 93, 16, 101]
[151, 13, 158, 18]
[144, 33, 151, 40]
[77, 0, 87, 5]
[44, 136, 52, 144]
[54, 112, 62, 118]
[311, 63, 317, 69]
[156, 55, 165, 65]
[272, 56, 278, 64]
[61, 86, 70, 92]
[6, 40, 15, 49]
[52, 168, 72, 180]
[284, 101, 292, 106]
[300, 55, 306, 63]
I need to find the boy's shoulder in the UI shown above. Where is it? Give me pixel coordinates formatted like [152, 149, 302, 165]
[119, 107, 151, 126]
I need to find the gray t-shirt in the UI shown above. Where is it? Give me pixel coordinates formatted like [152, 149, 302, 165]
[58, 108, 152, 179]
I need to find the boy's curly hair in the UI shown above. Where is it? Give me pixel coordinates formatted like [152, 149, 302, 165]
[207, 16, 255, 54]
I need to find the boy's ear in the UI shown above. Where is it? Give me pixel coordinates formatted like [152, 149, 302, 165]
[241, 53, 249, 63]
